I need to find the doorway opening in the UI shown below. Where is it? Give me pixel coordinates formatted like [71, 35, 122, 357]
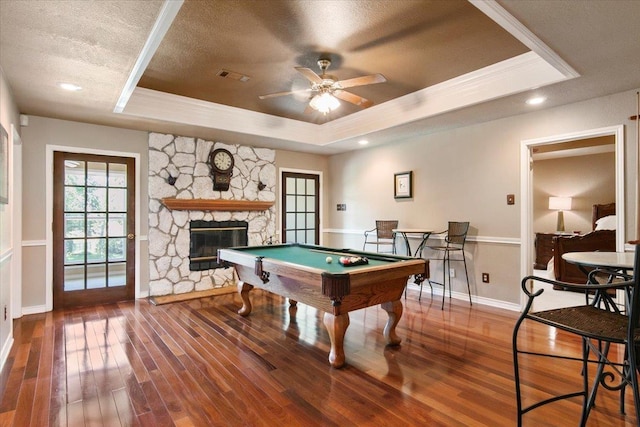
[520, 125, 625, 310]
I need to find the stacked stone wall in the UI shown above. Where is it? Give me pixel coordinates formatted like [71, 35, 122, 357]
[148, 133, 276, 296]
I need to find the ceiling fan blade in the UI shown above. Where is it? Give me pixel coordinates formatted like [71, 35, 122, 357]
[259, 88, 312, 100]
[336, 73, 386, 89]
[295, 67, 323, 84]
[333, 90, 374, 108]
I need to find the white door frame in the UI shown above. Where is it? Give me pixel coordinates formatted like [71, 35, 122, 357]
[279, 167, 323, 245]
[520, 125, 625, 308]
[11, 125, 22, 318]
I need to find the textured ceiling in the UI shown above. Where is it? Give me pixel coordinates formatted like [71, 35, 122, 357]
[138, 0, 528, 123]
[1, 0, 639, 154]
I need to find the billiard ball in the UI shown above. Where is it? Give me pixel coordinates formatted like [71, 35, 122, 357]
[326, 256, 333, 264]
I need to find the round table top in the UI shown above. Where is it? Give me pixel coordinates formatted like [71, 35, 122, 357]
[561, 251, 635, 270]
[392, 228, 433, 234]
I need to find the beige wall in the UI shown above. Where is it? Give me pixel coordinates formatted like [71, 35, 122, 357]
[18, 117, 330, 310]
[533, 152, 616, 234]
[11, 88, 640, 312]
[20, 116, 150, 309]
[324, 88, 639, 306]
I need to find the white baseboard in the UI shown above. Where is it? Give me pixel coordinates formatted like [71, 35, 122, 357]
[22, 305, 47, 315]
[0, 335, 14, 372]
[405, 282, 520, 312]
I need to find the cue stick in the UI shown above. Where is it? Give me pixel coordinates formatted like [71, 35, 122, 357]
[636, 91, 639, 240]
[308, 248, 408, 262]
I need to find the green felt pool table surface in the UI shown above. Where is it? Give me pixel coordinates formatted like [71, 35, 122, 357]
[227, 244, 398, 272]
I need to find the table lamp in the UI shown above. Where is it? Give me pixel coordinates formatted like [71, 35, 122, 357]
[549, 196, 572, 232]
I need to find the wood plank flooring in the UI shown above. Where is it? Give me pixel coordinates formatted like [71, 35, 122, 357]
[0, 287, 637, 426]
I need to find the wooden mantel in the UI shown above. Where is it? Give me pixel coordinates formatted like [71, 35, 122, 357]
[161, 198, 274, 211]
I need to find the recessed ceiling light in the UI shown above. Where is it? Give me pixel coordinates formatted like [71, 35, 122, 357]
[58, 82, 82, 91]
[526, 96, 546, 105]
[358, 139, 369, 146]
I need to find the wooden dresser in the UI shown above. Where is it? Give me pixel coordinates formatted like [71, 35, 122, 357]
[534, 233, 556, 269]
[534, 232, 576, 269]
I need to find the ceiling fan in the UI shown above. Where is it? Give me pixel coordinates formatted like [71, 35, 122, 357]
[259, 59, 386, 114]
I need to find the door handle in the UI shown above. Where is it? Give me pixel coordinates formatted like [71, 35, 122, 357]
[127, 233, 135, 240]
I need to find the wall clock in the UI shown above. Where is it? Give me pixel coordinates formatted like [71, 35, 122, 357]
[209, 148, 234, 191]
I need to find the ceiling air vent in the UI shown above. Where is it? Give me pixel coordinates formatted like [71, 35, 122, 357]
[216, 69, 250, 82]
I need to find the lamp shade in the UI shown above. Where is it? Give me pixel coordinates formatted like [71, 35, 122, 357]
[548, 196, 572, 211]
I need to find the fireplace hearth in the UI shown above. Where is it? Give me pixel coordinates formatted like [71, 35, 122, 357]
[189, 220, 248, 271]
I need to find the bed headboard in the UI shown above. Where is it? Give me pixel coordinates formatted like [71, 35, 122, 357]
[592, 202, 616, 230]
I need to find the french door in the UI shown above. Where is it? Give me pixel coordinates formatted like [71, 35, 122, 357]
[282, 172, 320, 244]
[53, 152, 135, 309]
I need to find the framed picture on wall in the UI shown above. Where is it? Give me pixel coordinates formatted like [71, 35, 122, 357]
[394, 171, 412, 199]
[0, 125, 8, 204]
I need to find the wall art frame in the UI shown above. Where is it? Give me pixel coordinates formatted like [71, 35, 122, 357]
[394, 171, 412, 199]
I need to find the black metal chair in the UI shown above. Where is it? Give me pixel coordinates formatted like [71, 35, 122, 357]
[426, 221, 471, 308]
[512, 244, 640, 426]
[363, 220, 398, 254]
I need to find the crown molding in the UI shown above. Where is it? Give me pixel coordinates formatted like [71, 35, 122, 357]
[114, 0, 184, 113]
[325, 51, 569, 143]
[469, 0, 579, 79]
[125, 87, 320, 144]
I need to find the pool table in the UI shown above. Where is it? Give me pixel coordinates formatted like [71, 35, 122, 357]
[218, 243, 428, 368]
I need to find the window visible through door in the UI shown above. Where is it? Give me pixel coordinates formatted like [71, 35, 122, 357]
[282, 172, 320, 244]
[53, 152, 135, 309]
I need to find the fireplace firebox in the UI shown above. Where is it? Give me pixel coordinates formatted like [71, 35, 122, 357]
[189, 220, 248, 270]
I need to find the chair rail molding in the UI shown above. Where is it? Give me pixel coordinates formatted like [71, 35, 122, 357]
[323, 229, 519, 245]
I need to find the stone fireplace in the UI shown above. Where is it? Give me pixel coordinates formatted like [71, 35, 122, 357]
[148, 133, 276, 297]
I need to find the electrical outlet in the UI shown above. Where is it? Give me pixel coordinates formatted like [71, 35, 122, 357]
[482, 273, 490, 283]
[449, 268, 455, 278]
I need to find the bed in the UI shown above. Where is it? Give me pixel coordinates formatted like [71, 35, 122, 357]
[552, 202, 616, 284]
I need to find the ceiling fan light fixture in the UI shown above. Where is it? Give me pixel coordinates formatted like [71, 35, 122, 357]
[309, 92, 340, 114]
[259, 57, 384, 116]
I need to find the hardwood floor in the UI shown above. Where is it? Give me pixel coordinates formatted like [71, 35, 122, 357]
[0, 287, 637, 426]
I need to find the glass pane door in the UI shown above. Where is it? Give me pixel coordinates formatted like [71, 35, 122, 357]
[54, 152, 135, 308]
[282, 172, 319, 244]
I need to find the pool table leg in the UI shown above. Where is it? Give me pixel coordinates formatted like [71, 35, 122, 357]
[381, 300, 403, 346]
[323, 312, 350, 368]
[237, 281, 254, 316]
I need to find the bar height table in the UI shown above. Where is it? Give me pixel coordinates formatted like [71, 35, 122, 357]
[393, 229, 433, 258]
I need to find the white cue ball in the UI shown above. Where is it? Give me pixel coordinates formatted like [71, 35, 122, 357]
[326, 256, 333, 264]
